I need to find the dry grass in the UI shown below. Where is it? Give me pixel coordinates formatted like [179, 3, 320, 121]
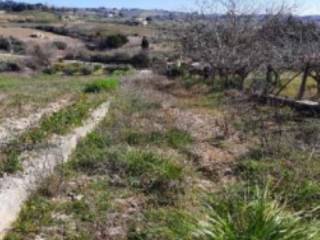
[5, 71, 320, 240]
[0, 73, 109, 120]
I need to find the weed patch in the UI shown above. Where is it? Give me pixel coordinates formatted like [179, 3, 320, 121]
[72, 144, 185, 204]
[84, 77, 119, 93]
[4, 196, 54, 240]
[129, 209, 196, 240]
[125, 129, 193, 150]
[194, 186, 320, 240]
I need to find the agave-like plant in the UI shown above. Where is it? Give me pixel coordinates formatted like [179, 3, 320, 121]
[194, 187, 320, 240]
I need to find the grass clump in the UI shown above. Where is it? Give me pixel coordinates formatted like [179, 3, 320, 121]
[0, 151, 22, 174]
[194, 186, 320, 240]
[125, 128, 193, 150]
[124, 150, 183, 189]
[84, 77, 119, 93]
[129, 209, 196, 240]
[166, 129, 193, 149]
[71, 142, 185, 204]
[69, 132, 113, 174]
[4, 196, 54, 240]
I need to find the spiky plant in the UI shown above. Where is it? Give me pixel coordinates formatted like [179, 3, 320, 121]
[194, 187, 320, 240]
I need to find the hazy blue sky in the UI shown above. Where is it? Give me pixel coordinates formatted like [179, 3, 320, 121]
[17, 0, 320, 15]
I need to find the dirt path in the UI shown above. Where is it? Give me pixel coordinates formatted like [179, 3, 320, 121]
[0, 101, 110, 239]
[0, 98, 71, 146]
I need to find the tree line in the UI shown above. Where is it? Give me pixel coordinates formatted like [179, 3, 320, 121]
[178, 0, 320, 100]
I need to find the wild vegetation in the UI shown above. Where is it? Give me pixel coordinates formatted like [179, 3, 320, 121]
[1, 0, 320, 239]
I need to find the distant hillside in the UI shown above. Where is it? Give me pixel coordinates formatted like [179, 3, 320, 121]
[0, 0, 319, 22]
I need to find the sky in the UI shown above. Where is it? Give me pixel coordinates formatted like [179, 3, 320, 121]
[16, 0, 320, 15]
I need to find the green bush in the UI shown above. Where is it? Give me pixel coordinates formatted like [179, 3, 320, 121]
[130, 52, 150, 68]
[52, 41, 67, 50]
[167, 65, 186, 78]
[90, 52, 131, 64]
[43, 63, 95, 76]
[0, 62, 21, 72]
[0, 36, 25, 53]
[0, 36, 10, 51]
[98, 34, 128, 49]
[80, 66, 93, 75]
[141, 36, 150, 49]
[84, 78, 119, 93]
[194, 186, 320, 240]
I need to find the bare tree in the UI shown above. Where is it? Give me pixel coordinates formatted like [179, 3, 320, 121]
[178, 0, 320, 101]
[26, 44, 54, 69]
[178, 0, 266, 90]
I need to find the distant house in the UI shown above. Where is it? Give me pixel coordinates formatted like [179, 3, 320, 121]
[129, 17, 149, 26]
[106, 9, 119, 18]
[107, 13, 114, 18]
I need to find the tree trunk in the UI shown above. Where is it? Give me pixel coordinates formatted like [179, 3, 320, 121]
[297, 63, 310, 100]
[316, 79, 320, 98]
[237, 68, 248, 91]
[264, 65, 273, 95]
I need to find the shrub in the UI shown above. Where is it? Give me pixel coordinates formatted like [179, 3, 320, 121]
[0, 36, 25, 53]
[43, 66, 57, 74]
[130, 52, 150, 68]
[27, 44, 53, 69]
[84, 78, 119, 93]
[90, 52, 131, 64]
[194, 186, 320, 240]
[52, 41, 67, 50]
[63, 68, 76, 76]
[141, 36, 150, 49]
[98, 34, 128, 49]
[166, 64, 186, 78]
[0, 62, 21, 72]
[0, 36, 10, 51]
[43, 63, 95, 76]
[7, 62, 21, 71]
[80, 66, 93, 75]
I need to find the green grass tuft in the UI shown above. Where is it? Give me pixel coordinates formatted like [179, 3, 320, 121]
[194, 186, 320, 240]
[125, 128, 193, 150]
[165, 129, 193, 149]
[84, 77, 119, 93]
[129, 209, 196, 240]
[4, 196, 54, 240]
